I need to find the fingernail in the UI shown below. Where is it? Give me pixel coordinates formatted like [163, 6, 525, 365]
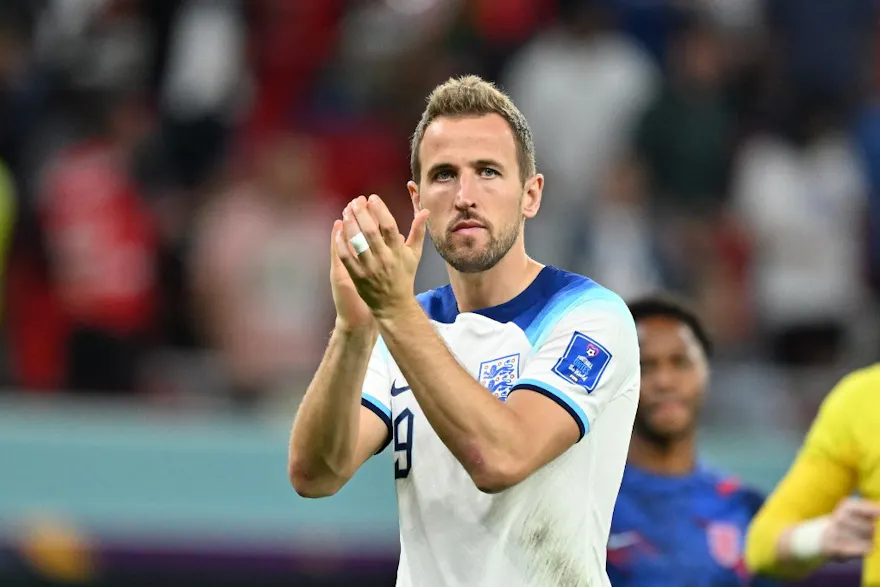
[368, 194, 378, 203]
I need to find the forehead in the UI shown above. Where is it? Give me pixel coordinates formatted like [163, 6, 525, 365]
[636, 316, 700, 355]
[419, 114, 518, 167]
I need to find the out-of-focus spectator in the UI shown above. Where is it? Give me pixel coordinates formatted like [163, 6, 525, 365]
[33, 0, 152, 94]
[503, 0, 658, 270]
[190, 134, 336, 407]
[632, 14, 736, 302]
[36, 90, 158, 393]
[635, 15, 733, 217]
[330, 0, 464, 128]
[576, 158, 662, 300]
[243, 0, 343, 139]
[156, 0, 247, 191]
[731, 101, 869, 367]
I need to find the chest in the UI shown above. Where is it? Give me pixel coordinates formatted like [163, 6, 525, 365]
[607, 491, 752, 587]
[388, 316, 532, 482]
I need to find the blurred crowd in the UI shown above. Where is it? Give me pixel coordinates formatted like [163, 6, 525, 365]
[1, 0, 879, 417]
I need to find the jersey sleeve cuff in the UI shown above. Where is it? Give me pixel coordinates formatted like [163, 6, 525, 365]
[510, 378, 590, 441]
[361, 394, 393, 454]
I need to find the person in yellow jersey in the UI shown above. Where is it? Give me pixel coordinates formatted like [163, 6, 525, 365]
[745, 364, 880, 586]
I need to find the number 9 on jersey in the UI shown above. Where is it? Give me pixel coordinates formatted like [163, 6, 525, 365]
[394, 409, 415, 479]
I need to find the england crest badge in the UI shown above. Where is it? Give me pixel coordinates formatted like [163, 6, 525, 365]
[707, 522, 742, 569]
[479, 353, 520, 401]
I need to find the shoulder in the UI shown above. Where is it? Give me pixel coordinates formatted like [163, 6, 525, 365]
[696, 468, 766, 515]
[826, 363, 880, 406]
[528, 268, 635, 346]
[808, 364, 880, 449]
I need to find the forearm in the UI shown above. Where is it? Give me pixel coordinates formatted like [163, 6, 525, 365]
[746, 455, 852, 577]
[777, 517, 831, 565]
[376, 301, 525, 489]
[747, 513, 827, 578]
[288, 326, 377, 490]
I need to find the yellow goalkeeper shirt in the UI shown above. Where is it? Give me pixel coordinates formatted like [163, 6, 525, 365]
[745, 364, 880, 585]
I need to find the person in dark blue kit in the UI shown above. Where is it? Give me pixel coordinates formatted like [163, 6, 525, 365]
[607, 294, 777, 586]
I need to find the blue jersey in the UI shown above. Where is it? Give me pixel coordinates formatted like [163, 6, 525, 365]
[607, 464, 778, 587]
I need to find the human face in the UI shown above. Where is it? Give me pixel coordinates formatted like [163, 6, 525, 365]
[408, 114, 542, 273]
[634, 316, 708, 444]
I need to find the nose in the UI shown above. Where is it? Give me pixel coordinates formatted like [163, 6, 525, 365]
[454, 171, 477, 211]
[647, 365, 677, 395]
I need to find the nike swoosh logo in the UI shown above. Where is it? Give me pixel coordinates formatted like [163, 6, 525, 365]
[390, 380, 411, 397]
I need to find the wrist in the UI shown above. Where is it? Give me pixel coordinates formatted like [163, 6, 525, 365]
[785, 516, 830, 561]
[333, 319, 378, 341]
[372, 297, 422, 325]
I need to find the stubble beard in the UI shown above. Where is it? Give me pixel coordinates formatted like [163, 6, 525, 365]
[430, 214, 522, 274]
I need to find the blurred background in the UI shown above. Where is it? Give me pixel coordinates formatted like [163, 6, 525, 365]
[0, 0, 877, 585]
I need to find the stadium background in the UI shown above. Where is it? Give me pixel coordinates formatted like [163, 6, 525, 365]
[0, 0, 877, 585]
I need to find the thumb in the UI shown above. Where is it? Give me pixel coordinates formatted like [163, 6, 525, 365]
[405, 209, 430, 257]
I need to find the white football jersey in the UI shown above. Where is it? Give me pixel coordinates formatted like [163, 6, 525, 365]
[360, 266, 639, 587]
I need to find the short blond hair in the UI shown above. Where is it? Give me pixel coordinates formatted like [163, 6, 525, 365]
[410, 75, 536, 184]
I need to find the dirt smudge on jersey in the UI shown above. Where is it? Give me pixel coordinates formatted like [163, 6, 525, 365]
[521, 514, 593, 587]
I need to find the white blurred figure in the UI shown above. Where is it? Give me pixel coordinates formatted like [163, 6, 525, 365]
[34, 0, 152, 93]
[160, 0, 248, 123]
[731, 103, 869, 366]
[502, 0, 658, 269]
[577, 158, 661, 301]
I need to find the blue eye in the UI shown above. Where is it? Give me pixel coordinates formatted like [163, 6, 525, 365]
[434, 170, 454, 181]
[481, 168, 499, 178]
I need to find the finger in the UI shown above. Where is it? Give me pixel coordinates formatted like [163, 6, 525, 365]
[343, 201, 375, 265]
[837, 539, 874, 558]
[335, 224, 365, 279]
[350, 196, 389, 255]
[839, 517, 876, 540]
[405, 208, 431, 257]
[845, 499, 880, 519]
[367, 194, 402, 246]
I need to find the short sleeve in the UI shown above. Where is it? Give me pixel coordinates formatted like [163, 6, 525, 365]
[510, 299, 639, 441]
[360, 337, 393, 454]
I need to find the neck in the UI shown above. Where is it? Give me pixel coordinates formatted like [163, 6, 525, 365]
[447, 241, 543, 313]
[628, 431, 697, 476]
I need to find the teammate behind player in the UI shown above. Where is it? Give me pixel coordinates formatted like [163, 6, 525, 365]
[607, 294, 775, 586]
[745, 365, 880, 586]
[287, 75, 640, 587]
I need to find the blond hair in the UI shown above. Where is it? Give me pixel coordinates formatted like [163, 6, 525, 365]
[410, 75, 536, 184]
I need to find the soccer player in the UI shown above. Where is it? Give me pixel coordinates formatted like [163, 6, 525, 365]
[287, 75, 640, 587]
[745, 365, 880, 586]
[607, 294, 775, 586]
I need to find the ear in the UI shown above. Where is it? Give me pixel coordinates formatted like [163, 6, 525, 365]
[521, 174, 544, 219]
[407, 180, 421, 216]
